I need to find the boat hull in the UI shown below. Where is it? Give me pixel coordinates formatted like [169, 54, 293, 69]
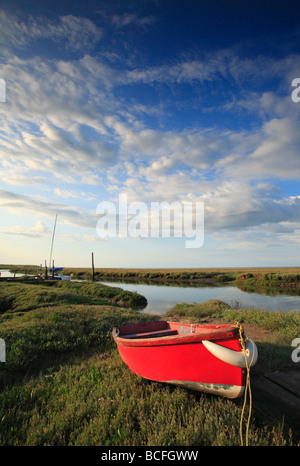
[113, 321, 256, 399]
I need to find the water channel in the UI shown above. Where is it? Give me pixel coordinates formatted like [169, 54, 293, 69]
[101, 280, 300, 315]
[1, 269, 299, 315]
[0, 269, 24, 278]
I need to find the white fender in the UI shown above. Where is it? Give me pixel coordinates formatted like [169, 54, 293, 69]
[202, 337, 258, 368]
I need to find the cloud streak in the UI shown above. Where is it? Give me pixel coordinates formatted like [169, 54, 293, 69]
[0, 220, 50, 238]
[0, 10, 103, 53]
[0, 189, 98, 230]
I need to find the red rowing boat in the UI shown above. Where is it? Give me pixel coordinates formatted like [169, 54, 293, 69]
[113, 320, 258, 398]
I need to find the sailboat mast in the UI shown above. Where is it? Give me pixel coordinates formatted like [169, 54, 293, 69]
[49, 214, 58, 270]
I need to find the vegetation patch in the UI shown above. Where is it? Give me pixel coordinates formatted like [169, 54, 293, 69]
[0, 304, 148, 383]
[0, 280, 147, 314]
[0, 349, 295, 446]
[235, 272, 300, 290]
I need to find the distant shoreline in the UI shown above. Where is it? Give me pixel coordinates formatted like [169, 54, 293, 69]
[1, 265, 300, 290]
[1, 265, 300, 273]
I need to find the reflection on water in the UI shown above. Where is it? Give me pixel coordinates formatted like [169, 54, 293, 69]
[0, 269, 24, 278]
[101, 280, 300, 315]
[237, 285, 300, 297]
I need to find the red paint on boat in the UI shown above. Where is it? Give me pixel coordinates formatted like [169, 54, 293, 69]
[113, 321, 252, 398]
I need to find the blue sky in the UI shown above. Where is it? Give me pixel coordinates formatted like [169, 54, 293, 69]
[0, 0, 299, 268]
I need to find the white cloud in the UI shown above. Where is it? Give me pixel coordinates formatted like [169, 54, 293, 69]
[111, 13, 155, 29]
[54, 188, 79, 199]
[0, 10, 102, 53]
[0, 54, 119, 184]
[105, 118, 235, 172]
[105, 114, 300, 188]
[224, 118, 300, 180]
[0, 220, 49, 237]
[0, 189, 98, 230]
[125, 49, 300, 87]
[201, 184, 300, 233]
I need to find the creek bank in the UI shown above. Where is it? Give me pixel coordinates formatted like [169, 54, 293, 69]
[235, 272, 300, 290]
[64, 269, 300, 290]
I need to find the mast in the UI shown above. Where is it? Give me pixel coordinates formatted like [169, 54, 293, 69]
[49, 214, 58, 271]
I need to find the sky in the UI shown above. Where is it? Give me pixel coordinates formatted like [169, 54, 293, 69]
[0, 0, 300, 268]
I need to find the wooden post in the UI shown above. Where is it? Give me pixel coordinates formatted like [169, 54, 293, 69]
[52, 260, 55, 279]
[92, 252, 95, 282]
[45, 260, 48, 280]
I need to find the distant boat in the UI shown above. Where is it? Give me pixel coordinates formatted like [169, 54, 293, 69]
[48, 267, 64, 273]
[47, 265, 71, 281]
[113, 320, 258, 399]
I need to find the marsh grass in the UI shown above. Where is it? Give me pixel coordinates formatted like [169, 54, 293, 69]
[0, 304, 143, 380]
[0, 280, 147, 314]
[0, 283, 299, 446]
[167, 300, 300, 344]
[0, 350, 294, 446]
[62, 266, 300, 284]
[235, 272, 300, 292]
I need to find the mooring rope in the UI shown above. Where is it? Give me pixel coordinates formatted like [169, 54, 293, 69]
[235, 322, 256, 446]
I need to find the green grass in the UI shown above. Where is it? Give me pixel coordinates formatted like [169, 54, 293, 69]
[0, 304, 144, 381]
[0, 351, 294, 446]
[0, 280, 147, 314]
[0, 283, 299, 446]
[61, 266, 300, 284]
[166, 299, 300, 343]
[235, 272, 300, 290]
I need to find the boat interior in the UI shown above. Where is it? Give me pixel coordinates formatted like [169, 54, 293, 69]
[115, 321, 236, 340]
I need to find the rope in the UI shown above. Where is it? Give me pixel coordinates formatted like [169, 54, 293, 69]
[235, 322, 256, 447]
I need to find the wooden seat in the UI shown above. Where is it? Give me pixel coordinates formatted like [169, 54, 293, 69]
[124, 329, 178, 339]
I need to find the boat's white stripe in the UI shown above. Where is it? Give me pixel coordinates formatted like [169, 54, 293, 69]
[166, 379, 245, 398]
